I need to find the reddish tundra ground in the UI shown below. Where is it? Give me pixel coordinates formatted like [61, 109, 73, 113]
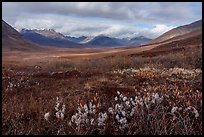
[2, 42, 202, 135]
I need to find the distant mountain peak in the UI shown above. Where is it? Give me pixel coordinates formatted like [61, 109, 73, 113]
[48, 28, 55, 32]
[130, 36, 151, 40]
[21, 28, 66, 39]
[80, 35, 96, 44]
[96, 34, 108, 37]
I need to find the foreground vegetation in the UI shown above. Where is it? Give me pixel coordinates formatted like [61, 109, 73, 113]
[2, 45, 202, 135]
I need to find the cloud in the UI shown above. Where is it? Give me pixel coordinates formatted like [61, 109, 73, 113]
[3, 2, 201, 25]
[150, 24, 175, 37]
[2, 2, 201, 39]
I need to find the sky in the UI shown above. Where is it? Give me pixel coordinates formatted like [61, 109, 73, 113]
[2, 2, 202, 39]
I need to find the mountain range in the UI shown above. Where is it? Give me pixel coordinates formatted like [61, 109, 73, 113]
[20, 29, 79, 48]
[20, 29, 152, 48]
[2, 19, 202, 51]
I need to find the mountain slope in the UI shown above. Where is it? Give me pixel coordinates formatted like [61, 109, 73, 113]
[27, 29, 66, 39]
[66, 36, 87, 43]
[83, 35, 151, 48]
[150, 19, 202, 44]
[129, 36, 152, 45]
[2, 20, 43, 52]
[21, 28, 152, 48]
[85, 35, 124, 47]
[127, 28, 202, 59]
[20, 29, 80, 48]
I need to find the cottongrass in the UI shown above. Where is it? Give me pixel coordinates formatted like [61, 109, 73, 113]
[185, 106, 199, 118]
[44, 112, 50, 121]
[43, 90, 201, 135]
[113, 67, 202, 80]
[55, 97, 66, 120]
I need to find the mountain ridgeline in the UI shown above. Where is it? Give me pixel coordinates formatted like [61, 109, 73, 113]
[20, 29, 80, 48]
[2, 19, 202, 51]
[20, 29, 152, 48]
[2, 20, 43, 52]
[149, 19, 202, 44]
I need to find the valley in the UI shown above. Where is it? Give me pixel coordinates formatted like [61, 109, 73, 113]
[2, 6, 202, 135]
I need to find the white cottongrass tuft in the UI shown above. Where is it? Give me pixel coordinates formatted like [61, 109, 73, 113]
[83, 104, 88, 114]
[55, 97, 66, 120]
[123, 96, 127, 102]
[115, 114, 120, 120]
[90, 118, 95, 125]
[178, 107, 182, 111]
[125, 101, 130, 106]
[194, 110, 199, 118]
[186, 106, 199, 118]
[108, 107, 114, 114]
[171, 107, 178, 113]
[117, 91, 120, 95]
[97, 112, 108, 126]
[44, 112, 50, 121]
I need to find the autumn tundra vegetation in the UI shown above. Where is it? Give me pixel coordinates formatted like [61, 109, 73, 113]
[2, 17, 202, 135]
[2, 44, 202, 135]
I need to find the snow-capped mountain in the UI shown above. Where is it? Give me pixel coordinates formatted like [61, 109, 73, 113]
[82, 35, 151, 47]
[129, 36, 152, 45]
[65, 36, 87, 43]
[20, 29, 79, 48]
[21, 29, 66, 39]
[20, 29, 152, 48]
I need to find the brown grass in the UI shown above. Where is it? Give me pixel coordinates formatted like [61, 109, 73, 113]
[2, 37, 202, 135]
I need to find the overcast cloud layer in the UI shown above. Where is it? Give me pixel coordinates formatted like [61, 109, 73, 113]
[2, 2, 202, 39]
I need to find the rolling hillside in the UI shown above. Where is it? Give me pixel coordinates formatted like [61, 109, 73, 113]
[2, 20, 43, 52]
[150, 19, 202, 44]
